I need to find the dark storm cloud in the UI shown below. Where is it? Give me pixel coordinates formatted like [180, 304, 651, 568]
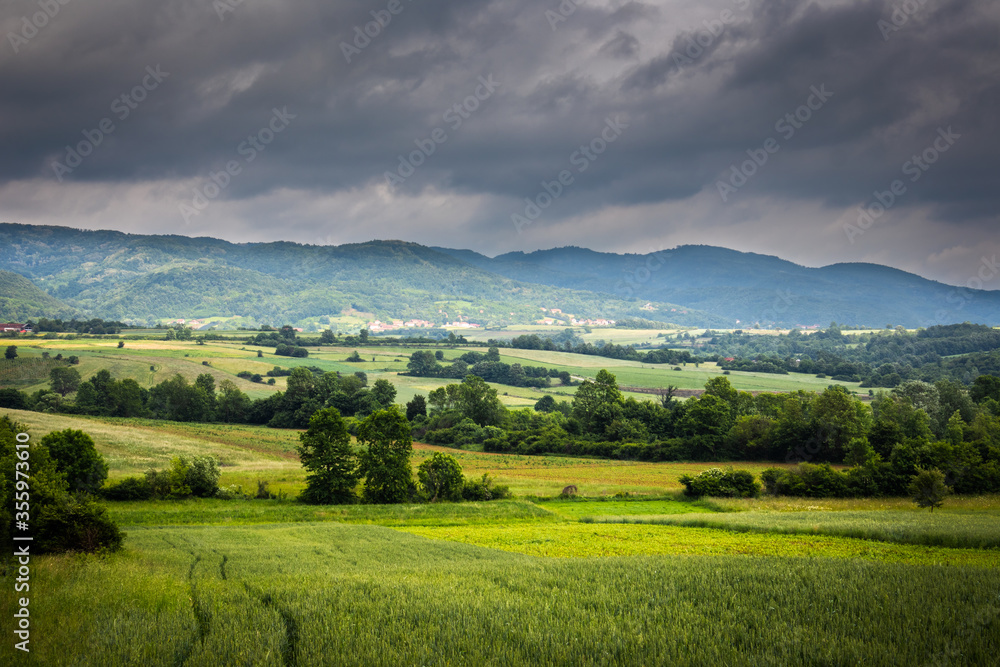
[0, 0, 998, 283]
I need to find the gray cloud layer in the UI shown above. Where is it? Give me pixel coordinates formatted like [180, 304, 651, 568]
[1, 0, 998, 288]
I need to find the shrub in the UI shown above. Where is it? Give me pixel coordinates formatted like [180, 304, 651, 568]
[461, 473, 511, 501]
[101, 476, 153, 501]
[186, 456, 221, 497]
[40, 429, 109, 494]
[679, 467, 760, 498]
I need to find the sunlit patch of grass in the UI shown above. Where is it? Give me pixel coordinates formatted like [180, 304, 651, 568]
[400, 522, 1000, 568]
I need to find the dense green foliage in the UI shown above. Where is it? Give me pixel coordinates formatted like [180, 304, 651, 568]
[706, 323, 1000, 387]
[0, 269, 76, 321]
[0, 416, 122, 554]
[296, 408, 359, 505]
[679, 467, 760, 498]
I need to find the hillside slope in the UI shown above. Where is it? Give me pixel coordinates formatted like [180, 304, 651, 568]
[433, 245, 1000, 327]
[0, 270, 76, 321]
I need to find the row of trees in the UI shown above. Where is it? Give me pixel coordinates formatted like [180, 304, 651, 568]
[296, 406, 509, 504]
[406, 348, 571, 388]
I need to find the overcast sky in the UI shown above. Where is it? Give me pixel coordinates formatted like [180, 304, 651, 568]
[1, 0, 998, 288]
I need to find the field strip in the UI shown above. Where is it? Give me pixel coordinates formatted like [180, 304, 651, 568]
[581, 510, 1000, 550]
[397, 522, 1000, 568]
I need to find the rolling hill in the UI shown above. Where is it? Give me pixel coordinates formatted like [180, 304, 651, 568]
[0, 223, 723, 327]
[0, 269, 76, 321]
[1, 222, 997, 328]
[433, 245, 1000, 328]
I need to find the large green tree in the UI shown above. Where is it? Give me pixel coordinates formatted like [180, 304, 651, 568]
[358, 407, 413, 504]
[457, 375, 505, 427]
[297, 408, 359, 505]
[417, 452, 464, 502]
[39, 429, 109, 494]
[572, 369, 624, 435]
[49, 366, 82, 397]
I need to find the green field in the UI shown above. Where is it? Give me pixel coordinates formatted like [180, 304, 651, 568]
[0, 336, 867, 407]
[2, 369, 999, 664]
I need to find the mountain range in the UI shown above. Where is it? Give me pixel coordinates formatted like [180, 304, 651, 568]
[0, 222, 997, 328]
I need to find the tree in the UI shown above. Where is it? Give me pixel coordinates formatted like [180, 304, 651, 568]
[406, 394, 427, 421]
[417, 452, 464, 502]
[49, 366, 82, 397]
[534, 395, 557, 413]
[320, 329, 336, 344]
[407, 350, 439, 376]
[297, 408, 359, 504]
[4, 345, 16, 360]
[217, 380, 251, 423]
[457, 375, 505, 427]
[368, 378, 397, 411]
[572, 369, 623, 434]
[907, 468, 950, 512]
[1, 417, 122, 554]
[358, 407, 413, 504]
[39, 429, 109, 494]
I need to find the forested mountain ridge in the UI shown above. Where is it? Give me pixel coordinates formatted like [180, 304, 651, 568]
[433, 245, 1000, 328]
[0, 223, 722, 326]
[2, 222, 997, 327]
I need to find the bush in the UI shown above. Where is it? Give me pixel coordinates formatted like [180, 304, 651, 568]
[679, 467, 760, 498]
[461, 473, 512, 501]
[186, 456, 221, 497]
[101, 476, 153, 501]
[35, 494, 124, 554]
[760, 463, 852, 498]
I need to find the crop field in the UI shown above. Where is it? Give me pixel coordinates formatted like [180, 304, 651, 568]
[3, 520, 1000, 666]
[589, 508, 1000, 549]
[3, 413, 1000, 665]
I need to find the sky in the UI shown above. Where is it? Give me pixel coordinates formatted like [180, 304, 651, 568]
[1, 0, 998, 289]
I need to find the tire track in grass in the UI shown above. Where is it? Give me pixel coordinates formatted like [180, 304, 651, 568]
[244, 583, 299, 667]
